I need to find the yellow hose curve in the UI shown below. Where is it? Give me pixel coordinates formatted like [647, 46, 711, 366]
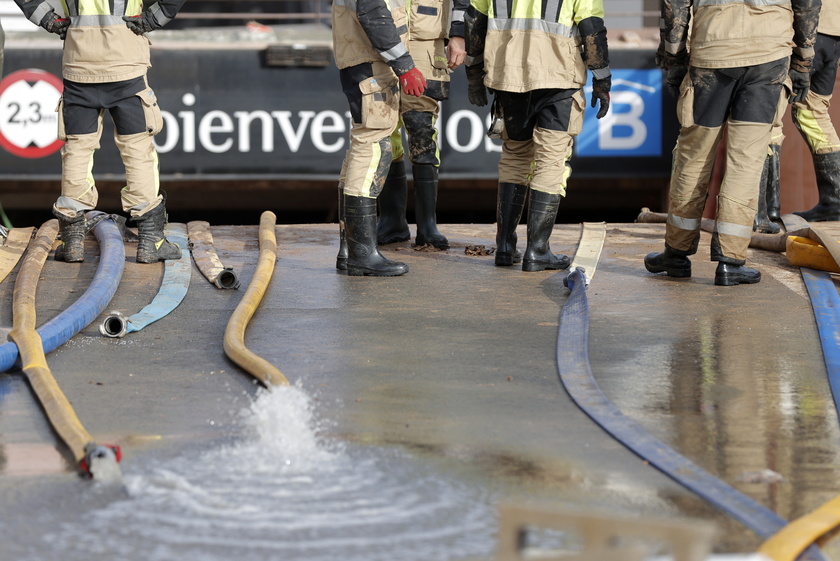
[7, 220, 93, 463]
[223, 211, 289, 388]
[758, 495, 840, 561]
[0, 227, 35, 284]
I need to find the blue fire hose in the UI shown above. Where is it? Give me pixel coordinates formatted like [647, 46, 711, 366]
[0, 212, 125, 372]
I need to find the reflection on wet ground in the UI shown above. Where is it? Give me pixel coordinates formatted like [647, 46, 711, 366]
[1, 223, 840, 557]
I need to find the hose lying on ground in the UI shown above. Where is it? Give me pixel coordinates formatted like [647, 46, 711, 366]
[223, 211, 289, 388]
[0, 212, 125, 372]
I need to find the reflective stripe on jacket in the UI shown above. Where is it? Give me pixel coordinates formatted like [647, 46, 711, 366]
[469, 0, 607, 92]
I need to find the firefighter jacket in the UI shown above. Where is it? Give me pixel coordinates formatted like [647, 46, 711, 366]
[15, 0, 185, 83]
[332, 0, 416, 75]
[467, 0, 609, 93]
[660, 0, 820, 70]
[820, 1, 840, 37]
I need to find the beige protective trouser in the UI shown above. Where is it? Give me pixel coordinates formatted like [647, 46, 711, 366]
[666, 120, 772, 261]
[499, 127, 575, 197]
[342, 62, 401, 198]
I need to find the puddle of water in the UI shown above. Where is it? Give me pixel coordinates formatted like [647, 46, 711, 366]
[4, 385, 497, 561]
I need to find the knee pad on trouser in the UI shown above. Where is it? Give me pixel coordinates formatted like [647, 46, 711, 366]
[60, 132, 102, 210]
[402, 111, 439, 166]
[114, 132, 161, 215]
[530, 127, 574, 197]
[499, 138, 535, 186]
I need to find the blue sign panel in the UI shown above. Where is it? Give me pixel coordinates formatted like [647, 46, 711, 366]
[576, 69, 662, 158]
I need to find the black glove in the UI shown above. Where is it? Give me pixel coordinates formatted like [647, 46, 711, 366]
[789, 69, 810, 104]
[466, 65, 487, 107]
[591, 76, 610, 119]
[39, 11, 69, 39]
[123, 12, 159, 35]
[665, 64, 688, 98]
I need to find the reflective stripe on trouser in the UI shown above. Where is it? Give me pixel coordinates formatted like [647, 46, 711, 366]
[343, 125, 394, 198]
[59, 113, 103, 213]
[712, 120, 772, 262]
[665, 123, 724, 254]
[114, 132, 162, 216]
[793, 90, 840, 154]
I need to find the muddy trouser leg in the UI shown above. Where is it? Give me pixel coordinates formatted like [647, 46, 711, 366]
[376, 123, 410, 245]
[403, 106, 448, 249]
[339, 61, 407, 276]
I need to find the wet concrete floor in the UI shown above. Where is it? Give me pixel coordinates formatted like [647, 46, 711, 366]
[0, 221, 838, 558]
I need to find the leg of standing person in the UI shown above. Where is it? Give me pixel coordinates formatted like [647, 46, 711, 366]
[339, 61, 408, 276]
[793, 33, 840, 222]
[376, 122, 411, 244]
[108, 75, 180, 263]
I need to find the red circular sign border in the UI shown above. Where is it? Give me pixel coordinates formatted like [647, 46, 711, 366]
[0, 69, 65, 159]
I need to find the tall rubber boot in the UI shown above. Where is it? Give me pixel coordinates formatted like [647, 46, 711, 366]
[644, 245, 692, 277]
[53, 208, 86, 263]
[753, 152, 780, 234]
[336, 188, 348, 270]
[795, 151, 840, 222]
[377, 160, 411, 245]
[133, 200, 181, 263]
[345, 194, 408, 276]
[412, 164, 449, 249]
[522, 190, 570, 272]
[495, 182, 526, 266]
[765, 145, 781, 221]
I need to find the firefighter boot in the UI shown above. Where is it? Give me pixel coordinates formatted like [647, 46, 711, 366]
[766, 145, 781, 221]
[714, 262, 761, 286]
[644, 245, 691, 278]
[134, 201, 181, 263]
[412, 164, 449, 250]
[753, 151, 780, 234]
[495, 182, 526, 266]
[522, 190, 570, 272]
[795, 151, 840, 222]
[337, 188, 348, 270]
[53, 207, 86, 263]
[377, 160, 411, 245]
[345, 194, 408, 276]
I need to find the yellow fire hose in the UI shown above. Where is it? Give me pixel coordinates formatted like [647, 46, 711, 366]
[7, 220, 121, 480]
[7, 221, 93, 462]
[758, 496, 840, 561]
[223, 211, 289, 388]
[0, 227, 35, 284]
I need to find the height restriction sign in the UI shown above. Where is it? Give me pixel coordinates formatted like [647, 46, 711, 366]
[0, 69, 64, 159]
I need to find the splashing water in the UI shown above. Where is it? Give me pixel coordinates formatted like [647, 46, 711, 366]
[23, 385, 496, 561]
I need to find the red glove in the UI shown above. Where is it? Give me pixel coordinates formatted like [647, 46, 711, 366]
[400, 68, 427, 97]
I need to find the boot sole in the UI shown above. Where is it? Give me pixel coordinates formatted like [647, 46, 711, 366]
[415, 236, 449, 250]
[378, 232, 410, 245]
[522, 259, 571, 272]
[714, 274, 761, 286]
[347, 267, 408, 277]
[644, 263, 691, 278]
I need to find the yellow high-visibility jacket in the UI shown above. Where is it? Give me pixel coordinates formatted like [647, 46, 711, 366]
[469, 0, 609, 92]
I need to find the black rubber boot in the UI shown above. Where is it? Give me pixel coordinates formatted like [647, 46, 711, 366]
[753, 151, 780, 234]
[766, 145, 781, 221]
[714, 262, 761, 286]
[336, 188, 348, 271]
[377, 160, 411, 245]
[644, 245, 691, 278]
[412, 164, 449, 249]
[345, 194, 408, 276]
[522, 190, 570, 272]
[134, 200, 181, 263]
[53, 208, 86, 263]
[495, 182, 526, 266]
[795, 151, 840, 222]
